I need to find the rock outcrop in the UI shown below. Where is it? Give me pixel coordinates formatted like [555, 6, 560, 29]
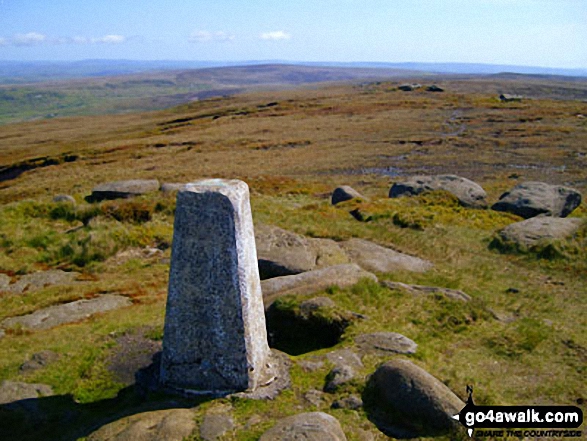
[331, 186, 365, 205]
[260, 412, 347, 441]
[339, 239, 432, 273]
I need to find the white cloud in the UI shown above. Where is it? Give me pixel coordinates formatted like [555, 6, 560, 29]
[260, 31, 291, 41]
[189, 30, 235, 43]
[93, 34, 126, 44]
[12, 32, 46, 46]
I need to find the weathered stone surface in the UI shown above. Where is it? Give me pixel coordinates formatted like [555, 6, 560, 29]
[87, 409, 196, 441]
[260, 412, 347, 441]
[53, 194, 76, 204]
[1, 269, 81, 294]
[262, 264, 377, 306]
[0, 274, 10, 291]
[160, 179, 271, 394]
[200, 408, 235, 441]
[332, 394, 363, 410]
[365, 359, 464, 437]
[495, 217, 584, 249]
[160, 183, 187, 193]
[20, 350, 60, 373]
[382, 281, 471, 302]
[88, 179, 160, 202]
[491, 182, 582, 218]
[390, 174, 488, 208]
[1, 294, 132, 330]
[426, 85, 444, 92]
[331, 186, 365, 205]
[326, 349, 363, 371]
[0, 380, 54, 405]
[255, 224, 317, 279]
[324, 365, 356, 392]
[398, 84, 421, 91]
[355, 332, 418, 355]
[307, 238, 351, 268]
[304, 389, 327, 407]
[339, 239, 432, 273]
[499, 93, 523, 102]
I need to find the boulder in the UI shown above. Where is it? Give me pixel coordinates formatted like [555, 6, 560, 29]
[398, 84, 421, 92]
[1, 294, 132, 330]
[492, 217, 584, 252]
[2, 270, 81, 294]
[382, 281, 471, 302]
[389, 174, 488, 208]
[364, 359, 464, 437]
[260, 412, 347, 441]
[88, 179, 160, 202]
[355, 332, 417, 355]
[52, 194, 76, 204]
[331, 395, 363, 410]
[326, 349, 364, 371]
[491, 182, 582, 218]
[0, 380, 54, 405]
[87, 408, 196, 441]
[324, 365, 356, 393]
[307, 238, 351, 267]
[499, 94, 523, 102]
[200, 408, 235, 441]
[262, 264, 377, 306]
[426, 85, 444, 92]
[339, 238, 432, 273]
[331, 186, 365, 205]
[255, 224, 317, 279]
[20, 350, 60, 373]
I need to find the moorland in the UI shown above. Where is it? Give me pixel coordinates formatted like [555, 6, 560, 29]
[0, 64, 586, 440]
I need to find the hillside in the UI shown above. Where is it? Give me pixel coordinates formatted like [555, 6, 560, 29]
[0, 77, 586, 440]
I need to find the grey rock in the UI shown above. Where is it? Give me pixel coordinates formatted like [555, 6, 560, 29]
[298, 360, 325, 372]
[230, 349, 292, 400]
[3, 269, 81, 294]
[382, 281, 471, 302]
[326, 349, 363, 371]
[307, 238, 351, 268]
[304, 389, 326, 407]
[398, 84, 421, 91]
[160, 179, 271, 394]
[160, 183, 187, 193]
[366, 359, 464, 437]
[200, 411, 234, 441]
[260, 412, 347, 441]
[332, 394, 363, 410]
[262, 264, 377, 306]
[331, 186, 365, 205]
[495, 217, 584, 249]
[255, 224, 317, 279]
[491, 181, 582, 218]
[1, 295, 131, 330]
[324, 365, 356, 392]
[88, 179, 160, 202]
[20, 350, 59, 373]
[390, 174, 488, 208]
[52, 194, 76, 204]
[355, 332, 417, 355]
[87, 408, 196, 441]
[500, 94, 523, 102]
[0, 380, 54, 405]
[427, 85, 444, 92]
[339, 238, 432, 273]
[0, 273, 10, 291]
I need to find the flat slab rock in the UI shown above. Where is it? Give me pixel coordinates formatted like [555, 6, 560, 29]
[492, 181, 582, 218]
[355, 332, 417, 355]
[1, 294, 132, 331]
[0, 270, 81, 294]
[87, 408, 197, 441]
[382, 281, 471, 302]
[0, 380, 54, 405]
[262, 264, 377, 306]
[496, 217, 584, 248]
[389, 174, 488, 208]
[260, 412, 347, 441]
[339, 239, 432, 273]
[331, 185, 366, 205]
[88, 179, 160, 202]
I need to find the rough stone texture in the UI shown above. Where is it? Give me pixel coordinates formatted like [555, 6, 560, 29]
[307, 238, 351, 268]
[0, 273, 10, 291]
[382, 281, 472, 302]
[1, 294, 132, 330]
[88, 179, 160, 202]
[255, 224, 317, 278]
[20, 350, 60, 373]
[260, 412, 347, 441]
[160, 183, 187, 193]
[326, 349, 364, 371]
[1, 270, 81, 294]
[0, 380, 54, 405]
[304, 389, 326, 407]
[339, 239, 432, 274]
[389, 174, 488, 208]
[52, 194, 76, 204]
[365, 359, 464, 437]
[355, 332, 418, 355]
[331, 186, 365, 205]
[262, 264, 377, 306]
[495, 216, 584, 248]
[87, 409, 196, 441]
[332, 394, 363, 410]
[324, 365, 356, 392]
[200, 408, 235, 441]
[160, 179, 271, 394]
[491, 181, 582, 218]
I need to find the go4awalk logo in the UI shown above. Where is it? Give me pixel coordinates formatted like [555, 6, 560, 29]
[452, 386, 584, 438]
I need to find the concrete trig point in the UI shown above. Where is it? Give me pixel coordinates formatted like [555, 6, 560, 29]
[160, 179, 273, 395]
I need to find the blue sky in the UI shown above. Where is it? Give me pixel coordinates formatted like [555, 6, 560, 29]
[0, 0, 585, 68]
